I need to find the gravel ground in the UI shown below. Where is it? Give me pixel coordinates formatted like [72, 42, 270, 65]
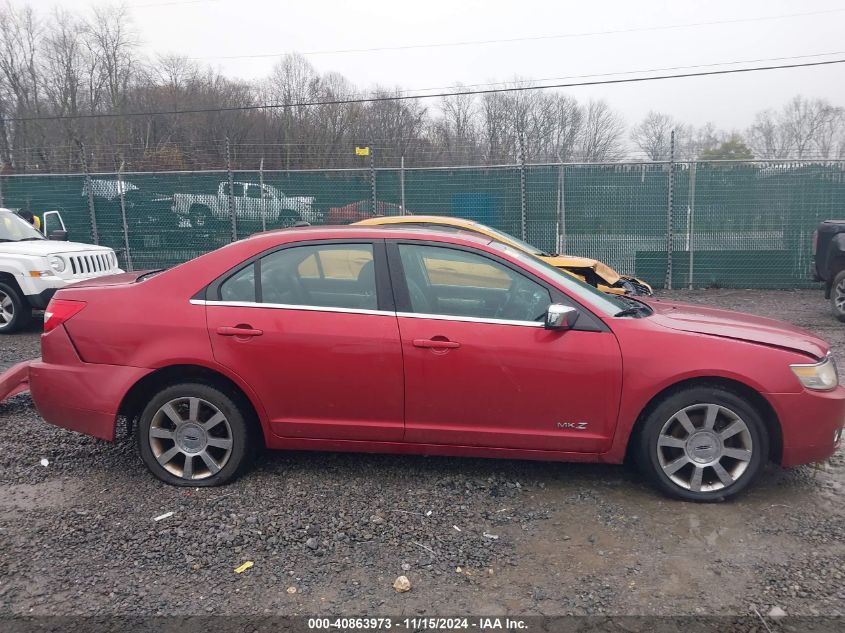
[0, 289, 843, 619]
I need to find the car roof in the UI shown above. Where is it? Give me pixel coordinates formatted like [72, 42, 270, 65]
[248, 223, 494, 248]
[357, 215, 480, 228]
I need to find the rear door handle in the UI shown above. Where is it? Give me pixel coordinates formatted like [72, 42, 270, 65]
[216, 326, 263, 337]
[413, 338, 460, 349]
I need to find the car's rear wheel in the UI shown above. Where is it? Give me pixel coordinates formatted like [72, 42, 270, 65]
[830, 270, 845, 322]
[137, 383, 253, 486]
[0, 282, 32, 334]
[636, 386, 768, 501]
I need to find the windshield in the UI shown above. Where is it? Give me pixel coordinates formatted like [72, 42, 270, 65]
[489, 241, 628, 316]
[0, 210, 45, 242]
[472, 222, 549, 256]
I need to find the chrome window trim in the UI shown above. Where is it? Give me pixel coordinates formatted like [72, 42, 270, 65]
[191, 299, 544, 327]
[189, 299, 392, 317]
[397, 311, 543, 328]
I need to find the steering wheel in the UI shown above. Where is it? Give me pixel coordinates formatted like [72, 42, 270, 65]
[495, 278, 547, 321]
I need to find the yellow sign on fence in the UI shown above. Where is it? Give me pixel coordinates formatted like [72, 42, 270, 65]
[355, 146, 370, 156]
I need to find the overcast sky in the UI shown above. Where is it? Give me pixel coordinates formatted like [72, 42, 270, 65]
[25, 0, 845, 131]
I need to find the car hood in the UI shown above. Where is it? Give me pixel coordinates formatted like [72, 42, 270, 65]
[644, 299, 828, 359]
[544, 255, 622, 284]
[0, 240, 113, 256]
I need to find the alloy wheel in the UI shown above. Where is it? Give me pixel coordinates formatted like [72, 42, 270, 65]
[0, 289, 15, 325]
[834, 279, 845, 313]
[148, 396, 234, 480]
[656, 403, 753, 493]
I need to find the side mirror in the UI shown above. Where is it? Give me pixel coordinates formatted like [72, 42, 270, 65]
[545, 304, 579, 330]
[48, 229, 69, 241]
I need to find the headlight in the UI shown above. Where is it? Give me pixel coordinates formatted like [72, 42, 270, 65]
[791, 354, 839, 391]
[47, 255, 66, 274]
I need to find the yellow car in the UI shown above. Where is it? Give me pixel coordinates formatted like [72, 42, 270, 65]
[353, 215, 653, 296]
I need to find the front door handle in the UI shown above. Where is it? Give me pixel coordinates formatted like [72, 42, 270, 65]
[413, 338, 460, 349]
[217, 325, 263, 337]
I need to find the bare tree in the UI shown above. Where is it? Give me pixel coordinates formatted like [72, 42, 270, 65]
[630, 111, 677, 160]
[747, 109, 791, 159]
[84, 5, 138, 112]
[361, 86, 427, 165]
[479, 91, 514, 163]
[549, 94, 582, 162]
[4, 1, 845, 173]
[578, 100, 625, 162]
[780, 96, 835, 159]
[811, 104, 843, 159]
[0, 1, 45, 168]
[682, 122, 724, 159]
[746, 97, 845, 160]
[432, 87, 479, 164]
[263, 54, 320, 168]
[306, 71, 362, 167]
[508, 86, 558, 161]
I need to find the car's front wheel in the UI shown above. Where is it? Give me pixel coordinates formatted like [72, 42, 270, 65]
[0, 282, 32, 334]
[830, 270, 845, 322]
[636, 386, 768, 501]
[137, 383, 253, 486]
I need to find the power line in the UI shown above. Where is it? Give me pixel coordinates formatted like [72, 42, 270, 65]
[8, 58, 845, 123]
[390, 51, 845, 96]
[191, 8, 845, 60]
[128, 0, 220, 8]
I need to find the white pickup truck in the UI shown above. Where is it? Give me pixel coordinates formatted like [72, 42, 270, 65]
[171, 181, 318, 229]
[0, 208, 122, 333]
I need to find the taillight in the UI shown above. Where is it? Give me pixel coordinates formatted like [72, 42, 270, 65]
[812, 230, 818, 255]
[43, 299, 86, 333]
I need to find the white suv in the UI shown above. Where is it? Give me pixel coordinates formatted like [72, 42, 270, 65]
[0, 208, 122, 333]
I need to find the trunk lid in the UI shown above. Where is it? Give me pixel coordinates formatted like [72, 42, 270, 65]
[63, 270, 155, 289]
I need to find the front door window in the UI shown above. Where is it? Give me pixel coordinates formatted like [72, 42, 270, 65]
[397, 243, 550, 322]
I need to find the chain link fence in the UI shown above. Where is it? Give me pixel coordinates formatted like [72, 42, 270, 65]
[1, 159, 843, 289]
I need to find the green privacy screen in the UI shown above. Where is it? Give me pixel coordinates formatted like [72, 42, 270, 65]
[1, 160, 842, 288]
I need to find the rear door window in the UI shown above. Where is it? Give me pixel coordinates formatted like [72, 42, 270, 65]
[216, 243, 378, 311]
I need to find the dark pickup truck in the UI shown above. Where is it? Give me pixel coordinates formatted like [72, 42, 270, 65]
[814, 220, 845, 321]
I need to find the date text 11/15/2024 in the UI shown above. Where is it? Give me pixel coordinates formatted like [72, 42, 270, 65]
[306, 617, 529, 630]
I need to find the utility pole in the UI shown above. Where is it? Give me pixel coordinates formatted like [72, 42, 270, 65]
[518, 137, 527, 241]
[78, 140, 99, 244]
[369, 142, 377, 215]
[226, 136, 237, 241]
[664, 130, 675, 290]
[400, 155, 406, 215]
[117, 160, 133, 271]
[556, 154, 566, 255]
[259, 156, 267, 232]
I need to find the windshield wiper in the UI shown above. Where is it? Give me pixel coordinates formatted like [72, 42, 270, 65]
[17, 237, 44, 241]
[613, 306, 650, 318]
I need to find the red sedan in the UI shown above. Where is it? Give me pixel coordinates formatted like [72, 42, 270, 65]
[5, 226, 844, 501]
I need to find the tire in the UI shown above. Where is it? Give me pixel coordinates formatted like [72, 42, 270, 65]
[636, 385, 769, 502]
[277, 210, 301, 228]
[0, 282, 32, 334]
[137, 383, 254, 486]
[830, 270, 845, 322]
[189, 205, 212, 230]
